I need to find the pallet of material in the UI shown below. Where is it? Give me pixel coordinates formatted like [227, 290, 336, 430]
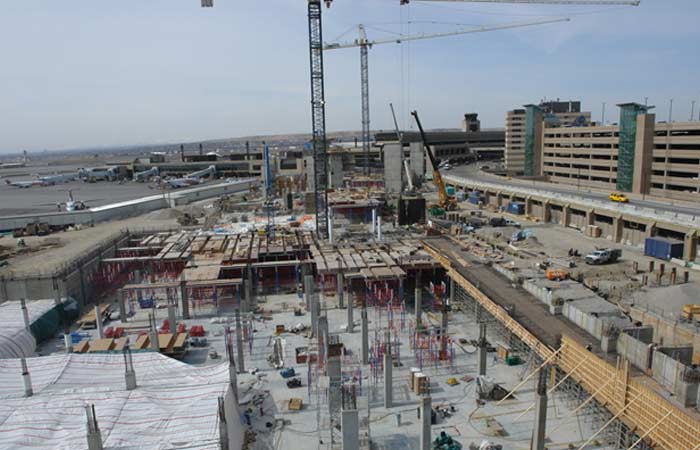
[288, 398, 303, 411]
[74, 341, 90, 353]
[77, 304, 111, 330]
[88, 338, 116, 353]
[134, 334, 150, 350]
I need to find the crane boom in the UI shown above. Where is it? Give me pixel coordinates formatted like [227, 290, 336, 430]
[406, 0, 639, 5]
[411, 111, 456, 211]
[324, 17, 569, 50]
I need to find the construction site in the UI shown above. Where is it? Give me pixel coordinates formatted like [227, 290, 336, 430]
[2, 1, 700, 450]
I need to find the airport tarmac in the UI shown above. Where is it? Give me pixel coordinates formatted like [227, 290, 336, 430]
[0, 180, 162, 215]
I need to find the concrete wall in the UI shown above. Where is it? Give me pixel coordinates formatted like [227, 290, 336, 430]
[651, 347, 698, 407]
[0, 232, 129, 306]
[383, 144, 403, 193]
[410, 142, 425, 180]
[617, 327, 655, 372]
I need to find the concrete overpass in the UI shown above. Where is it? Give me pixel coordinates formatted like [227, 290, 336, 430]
[443, 170, 700, 263]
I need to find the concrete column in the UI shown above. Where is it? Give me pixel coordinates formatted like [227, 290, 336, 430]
[94, 305, 104, 339]
[179, 280, 190, 320]
[532, 367, 549, 450]
[525, 196, 533, 216]
[20, 298, 30, 330]
[384, 333, 393, 408]
[328, 206, 334, 245]
[648, 261, 655, 273]
[235, 308, 245, 373]
[341, 409, 360, 450]
[310, 292, 319, 337]
[149, 318, 159, 352]
[415, 272, 423, 328]
[227, 338, 239, 402]
[21, 358, 33, 397]
[371, 208, 376, 233]
[496, 191, 503, 208]
[646, 221, 656, 238]
[347, 286, 354, 333]
[85, 405, 104, 450]
[613, 215, 623, 243]
[53, 278, 62, 306]
[124, 347, 137, 391]
[377, 216, 382, 241]
[585, 209, 595, 226]
[419, 395, 432, 450]
[218, 397, 229, 450]
[440, 278, 453, 357]
[684, 231, 698, 262]
[542, 200, 551, 223]
[337, 271, 345, 309]
[361, 308, 369, 365]
[167, 303, 177, 333]
[118, 290, 127, 323]
[477, 323, 488, 376]
[304, 274, 314, 311]
[245, 265, 254, 312]
[64, 328, 73, 353]
[318, 316, 329, 367]
[562, 204, 570, 227]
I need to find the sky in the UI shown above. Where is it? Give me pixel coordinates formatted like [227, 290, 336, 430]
[1, 0, 699, 153]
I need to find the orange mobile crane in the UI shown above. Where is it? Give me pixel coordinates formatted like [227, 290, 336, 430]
[411, 110, 457, 213]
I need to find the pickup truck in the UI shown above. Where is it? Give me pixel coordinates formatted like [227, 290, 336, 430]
[585, 248, 622, 265]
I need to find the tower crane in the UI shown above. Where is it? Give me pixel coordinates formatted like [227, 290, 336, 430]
[323, 17, 569, 180]
[401, 0, 640, 5]
[308, 0, 333, 240]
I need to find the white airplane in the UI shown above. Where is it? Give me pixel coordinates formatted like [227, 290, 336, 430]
[64, 190, 87, 212]
[3, 178, 47, 188]
[39, 173, 78, 185]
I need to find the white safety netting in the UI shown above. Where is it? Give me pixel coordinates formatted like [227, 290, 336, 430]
[0, 353, 243, 450]
[0, 299, 56, 359]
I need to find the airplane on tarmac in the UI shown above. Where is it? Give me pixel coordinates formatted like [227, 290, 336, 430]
[39, 173, 78, 185]
[3, 178, 48, 188]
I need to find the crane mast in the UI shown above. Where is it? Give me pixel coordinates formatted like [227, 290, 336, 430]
[308, 0, 330, 239]
[359, 25, 371, 177]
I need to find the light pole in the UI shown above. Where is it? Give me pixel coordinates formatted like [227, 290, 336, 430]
[691, 100, 696, 122]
